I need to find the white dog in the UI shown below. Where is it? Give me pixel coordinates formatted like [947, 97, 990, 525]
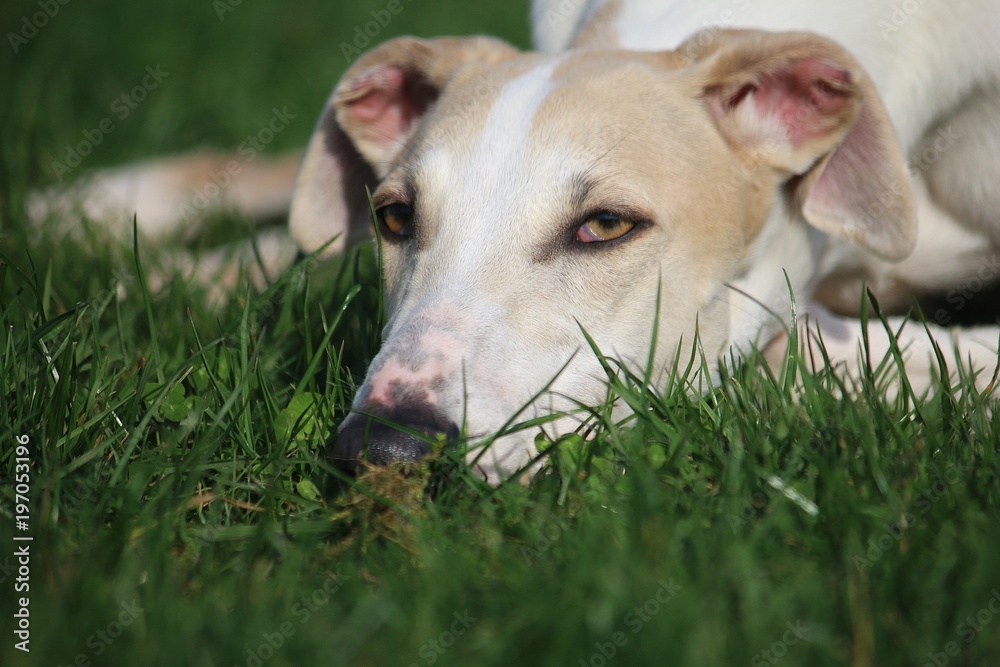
[35, 1, 1000, 483]
[283, 0, 999, 482]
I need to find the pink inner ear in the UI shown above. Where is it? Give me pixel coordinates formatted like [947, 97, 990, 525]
[806, 94, 885, 213]
[346, 67, 406, 121]
[342, 66, 427, 148]
[752, 60, 853, 147]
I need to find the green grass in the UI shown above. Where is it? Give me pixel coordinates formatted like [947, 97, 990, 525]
[3, 2, 1000, 666]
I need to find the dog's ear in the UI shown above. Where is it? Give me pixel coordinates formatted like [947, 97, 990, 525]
[290, 36, 518, 256]
[685, 30, 916, 261]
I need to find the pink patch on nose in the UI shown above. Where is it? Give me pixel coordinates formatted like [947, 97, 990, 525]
[359, 306, 475, 411]
[367, 359, 443, 409]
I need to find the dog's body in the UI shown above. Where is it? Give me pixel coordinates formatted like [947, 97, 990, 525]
[34, 1, 1000, 483]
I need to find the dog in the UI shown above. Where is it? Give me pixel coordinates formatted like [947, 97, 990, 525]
[33, 1, 1000, 483]
[285, 0, 1000, 482]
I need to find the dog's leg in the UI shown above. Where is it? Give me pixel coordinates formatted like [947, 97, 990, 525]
[148, 226, 300, 304]
[28, 150, 304, 303]
[923, 83, 1000, 245]
[28, 150, 303, 244]
[783, 305, 1000, 398]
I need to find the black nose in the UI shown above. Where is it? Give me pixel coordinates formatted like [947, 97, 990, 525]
[329, 404, 460, 471]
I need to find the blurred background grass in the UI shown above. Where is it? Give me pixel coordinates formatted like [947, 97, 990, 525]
[1, 0, 530, 196]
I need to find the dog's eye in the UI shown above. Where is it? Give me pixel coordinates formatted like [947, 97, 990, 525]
[576, 213, 636, 243]
[377, 203, 414, 239]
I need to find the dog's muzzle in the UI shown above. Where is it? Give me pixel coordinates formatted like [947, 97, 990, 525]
[329, 403, 460, 471]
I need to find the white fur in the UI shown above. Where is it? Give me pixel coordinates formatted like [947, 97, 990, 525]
[32, 3, 1000, 484]
[543, 0, 1000, 152]
[386, 1, 997, 480]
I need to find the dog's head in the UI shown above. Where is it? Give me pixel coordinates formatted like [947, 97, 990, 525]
[290, 30, 916, 483]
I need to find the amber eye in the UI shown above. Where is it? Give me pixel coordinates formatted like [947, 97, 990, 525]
[576, 213, 637, 243]
[377, 203, 414, 238]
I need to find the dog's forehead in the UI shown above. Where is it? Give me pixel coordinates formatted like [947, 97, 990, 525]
[426, 50, 691, 156]
[404, 51, 705, 223]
